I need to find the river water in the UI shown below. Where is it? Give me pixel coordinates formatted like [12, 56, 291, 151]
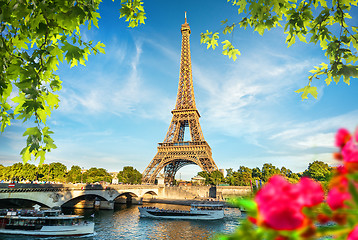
[1, 203, 242, 240]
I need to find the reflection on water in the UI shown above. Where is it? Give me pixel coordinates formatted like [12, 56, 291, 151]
[1, 203, 242, 240]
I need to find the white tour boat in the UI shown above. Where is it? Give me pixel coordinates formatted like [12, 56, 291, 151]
[0, 209, 94, 237]
[138, 203, 225, 220]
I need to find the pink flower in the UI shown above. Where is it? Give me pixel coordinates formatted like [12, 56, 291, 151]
[336, 128, 351, 148]
[348, 225, 358, 240]
[297, 177, 325, 207]
[327, 187, 351, 210]
[342, 139, 358, 163]
[255, 175, 324, 231]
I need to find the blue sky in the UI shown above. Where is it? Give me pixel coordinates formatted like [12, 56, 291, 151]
[1, 1, 358, 180]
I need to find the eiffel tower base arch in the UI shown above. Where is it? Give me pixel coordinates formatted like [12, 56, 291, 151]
[142, 141, 217, 184]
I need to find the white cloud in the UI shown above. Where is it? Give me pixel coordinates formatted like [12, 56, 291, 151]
[193, 49, 315, 138]
[58, 41, 146, 116]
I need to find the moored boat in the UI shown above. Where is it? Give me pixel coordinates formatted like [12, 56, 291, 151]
[0, 209, 94, 237]
[138, 203, 225, 220]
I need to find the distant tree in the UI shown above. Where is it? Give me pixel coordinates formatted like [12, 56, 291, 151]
[261, 163, 281, 182]
[37, 164, 50, 181]
[198, 170, 224, 185]
[232, 166, 253, 186]
[66, 165, 82, 183]
[49, 162, 67, 182]
[9, 163, 25, 181]
[198, 171, 211, 185]
[86, 167, 112, 184]
[287, 172, 301, 184]
[21, 163, 37, 181]
[303, 160, 332, 182]
[280, 166, 293, 178]
[225, 168, 236, 186]
[0, 165, 4, 180]
[252, 167, 262, 179]
[210, 170, 224, 185]
[117, 166, 142, 184]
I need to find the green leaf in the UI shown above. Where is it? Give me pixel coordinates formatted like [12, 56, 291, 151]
[46, 92, 60, 110]
[222, 40, 241, 61]
[325, 75, 332, 85]
[295, 85, 318, 100]
[348, 181, 358, 205]
[20, 146, 31, 163]
[23, 127, 42, 138]
[297, 33, 307, 43]
[223, 25, 235, 35]
[35, 150, 46, 165]
[94, 41, 106, 54]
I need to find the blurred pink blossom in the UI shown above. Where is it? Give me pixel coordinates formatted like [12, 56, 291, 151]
[255, 175, 324, 230]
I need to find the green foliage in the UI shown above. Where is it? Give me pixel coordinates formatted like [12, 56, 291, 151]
[198, 170, 224, 185]
[0, 0, 145, 163]
[119, 0, 146, 28]
[200, 30, 219, 50]
[222, 40, 241, 61]
[261, 163, 281, 182]
[198, 171, 212, 184]
[85, 167, 112, 183]
[66, 165, 82, 183]
[201, 0, 358, 100]
[222, 164, 301, 186]
[303, 160, 332, 181]
[294, 85, 318, 100]
[211, 170, 225, 185]
[0, 162, 116, 184]
[232, 166, 253, 186]
[117, 166, 142, 184]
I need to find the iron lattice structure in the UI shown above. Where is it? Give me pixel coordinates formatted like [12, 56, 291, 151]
[142, 15, 218, 184]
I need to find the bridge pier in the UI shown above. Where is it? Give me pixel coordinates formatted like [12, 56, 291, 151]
[99, 200, 114, 210]
[132, 197, 143, 205]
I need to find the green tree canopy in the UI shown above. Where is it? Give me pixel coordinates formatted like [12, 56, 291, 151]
[210, 170, 225, 185]
[232, 166, 253, 186]
[49, 162, 67, 182]
[201, 0, 358, 100]
[303, 160, 332, 181]
[117, 166, 142, 184]
[261, 163, 281, 182]
[252, 167, 262, 179]
[198, 170, 224, 185]
[85, 167, 112, 183]
[66, 165, 82, 183]
[0, 0, 145, 163]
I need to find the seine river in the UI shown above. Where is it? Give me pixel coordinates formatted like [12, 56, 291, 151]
[1, 203, 242, 240]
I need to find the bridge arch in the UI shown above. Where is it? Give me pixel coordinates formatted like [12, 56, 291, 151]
[113, 191, 139, 204]
[0, 198, 51, 208]
[61, 193, 108, 208]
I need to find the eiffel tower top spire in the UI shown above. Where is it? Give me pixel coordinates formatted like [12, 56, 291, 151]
[174, 12, 196, 112]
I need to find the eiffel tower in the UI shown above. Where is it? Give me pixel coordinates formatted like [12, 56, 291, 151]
[142, 13, 219, 184]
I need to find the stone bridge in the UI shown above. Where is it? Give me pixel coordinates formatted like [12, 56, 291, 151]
[0, 183, 159, 209]
[0, 183, 251, 209]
